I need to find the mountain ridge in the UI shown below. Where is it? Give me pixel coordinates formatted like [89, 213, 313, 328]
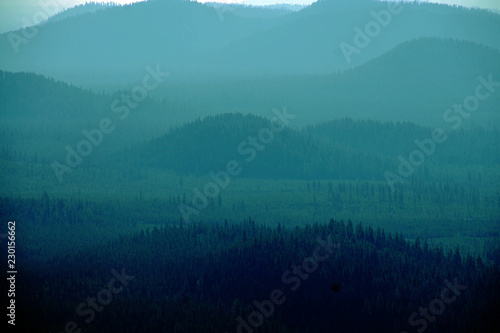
[1, 0, 499, 85]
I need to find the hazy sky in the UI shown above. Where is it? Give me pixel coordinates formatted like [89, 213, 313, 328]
[0, 0, 499, 34]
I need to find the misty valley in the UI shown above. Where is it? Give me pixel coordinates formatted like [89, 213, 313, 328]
[0, 0, 499, 332]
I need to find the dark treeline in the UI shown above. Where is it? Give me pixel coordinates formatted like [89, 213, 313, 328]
[2, 190, 498, 263]
[4, 218, 499, 333]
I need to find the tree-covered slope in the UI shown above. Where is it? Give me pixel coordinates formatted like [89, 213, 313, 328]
[6, 218, 499, 333]
[139, 113, 499, 180]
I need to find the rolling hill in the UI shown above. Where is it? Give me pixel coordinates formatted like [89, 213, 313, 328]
[138, 113, 499, 180]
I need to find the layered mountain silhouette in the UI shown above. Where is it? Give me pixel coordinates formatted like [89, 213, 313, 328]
[0, 0, 499, 85]
[2, 37, 499, 127]
[152, 38, 500, 126]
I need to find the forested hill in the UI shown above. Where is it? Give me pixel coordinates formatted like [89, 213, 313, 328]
[139, 113, 499, 180]
[305, 118, 500, 166]
[9, 219, 500, 333]
[0, 71, 109, 120]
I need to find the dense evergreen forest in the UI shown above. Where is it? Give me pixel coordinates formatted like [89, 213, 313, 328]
[1, 69, 499, 257]
[1, 218, 499, 332]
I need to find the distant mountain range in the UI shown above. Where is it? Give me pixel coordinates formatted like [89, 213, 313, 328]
[151, 38, 500, 127]
[0, 0, 499, 85]
[2, 37, 499, 128]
